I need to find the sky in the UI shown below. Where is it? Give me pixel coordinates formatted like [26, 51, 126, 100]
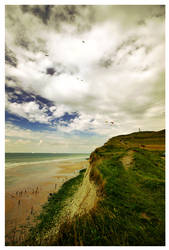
[5, 5, 165, 153]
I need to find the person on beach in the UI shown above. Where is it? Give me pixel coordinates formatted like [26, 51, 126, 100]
[18, 200, 21, 207]
[31, 206, 33, 215]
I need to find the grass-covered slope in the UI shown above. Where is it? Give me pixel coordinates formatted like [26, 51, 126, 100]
[23, 130, 165, 246]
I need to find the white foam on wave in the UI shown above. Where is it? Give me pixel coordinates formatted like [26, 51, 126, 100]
[5, 156, 88, 170]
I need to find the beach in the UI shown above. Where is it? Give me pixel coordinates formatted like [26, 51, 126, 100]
[5, 155, 89, 244]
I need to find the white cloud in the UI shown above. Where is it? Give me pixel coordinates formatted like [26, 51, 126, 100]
[5, 6, 165, 152]
[6, 99, 50, 124]
[38, 139, 43, 145]
[5, 122, 105, 153]
[15, 139, 31, 145]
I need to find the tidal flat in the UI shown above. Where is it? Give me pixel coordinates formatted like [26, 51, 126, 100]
[5, 155, 89, 244]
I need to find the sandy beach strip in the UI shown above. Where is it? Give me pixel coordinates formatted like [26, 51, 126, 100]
[5, 159, 89, 244]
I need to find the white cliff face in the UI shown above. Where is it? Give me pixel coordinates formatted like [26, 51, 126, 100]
[41, 164, 98, 244]
[68, 164, 98, 218]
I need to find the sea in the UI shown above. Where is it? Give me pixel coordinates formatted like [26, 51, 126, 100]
[5, 153, 90, 169]
[5, 152, 90, 192]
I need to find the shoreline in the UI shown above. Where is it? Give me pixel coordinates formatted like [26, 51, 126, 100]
[5, 156, 89, 170]
[5, 159, 89, 244]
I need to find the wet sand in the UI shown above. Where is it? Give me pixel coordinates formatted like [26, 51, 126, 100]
[5, 159, 89, 244]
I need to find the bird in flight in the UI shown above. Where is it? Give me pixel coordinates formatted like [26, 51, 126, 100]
[105, 121, 114, 125]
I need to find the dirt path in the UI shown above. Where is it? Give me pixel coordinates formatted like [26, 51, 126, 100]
[121, 150, 134, 170]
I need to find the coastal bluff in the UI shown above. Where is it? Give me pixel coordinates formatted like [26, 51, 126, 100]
[20, 130, 165, 246]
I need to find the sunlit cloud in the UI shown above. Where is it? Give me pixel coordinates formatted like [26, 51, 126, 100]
[5, 5, 165, 153]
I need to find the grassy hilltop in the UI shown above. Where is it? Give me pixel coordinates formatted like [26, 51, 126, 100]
[18, 130, 165, 246]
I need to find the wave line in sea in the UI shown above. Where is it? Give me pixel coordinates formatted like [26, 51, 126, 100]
[5, 156, 88, 169]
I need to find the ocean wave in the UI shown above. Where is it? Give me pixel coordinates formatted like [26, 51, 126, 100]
[5, 156, 88, 169]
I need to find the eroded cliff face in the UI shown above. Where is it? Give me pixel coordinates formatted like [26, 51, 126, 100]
[41, 161, 99, 244]
[68, 163, 98, 218]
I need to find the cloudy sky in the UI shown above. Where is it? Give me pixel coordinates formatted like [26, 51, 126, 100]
[5, 5, 165, 153]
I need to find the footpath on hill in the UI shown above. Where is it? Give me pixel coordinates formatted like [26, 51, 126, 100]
[121, 150, 134, 170]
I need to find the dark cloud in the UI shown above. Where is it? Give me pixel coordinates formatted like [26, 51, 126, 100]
[99, 34, 154, 70]
[19, 5, 88, 29]
[137, 20, 146, 26]
[116, 36, 138, 52]
[5, 46, 18, 67]
[152, 5, 165, 19]
[46, 67, 56, 76]
[99, 58, 113, 68]
[44, 63, 79, 76]
[15, 30, 46, 53]
[17, 37, 30, 50]
[21, 5, 53, 25]
[98, 36, 139, 69]
[6, 76, 17, 84]
[54, 6, 78, 23]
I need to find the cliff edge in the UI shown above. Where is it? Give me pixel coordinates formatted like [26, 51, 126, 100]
[23, 129, 165, 246]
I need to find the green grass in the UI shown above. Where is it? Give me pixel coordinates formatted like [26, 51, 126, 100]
[15, 169, 85, 246]
[18, 130, 165, 246]
[55, 148, 165, 246]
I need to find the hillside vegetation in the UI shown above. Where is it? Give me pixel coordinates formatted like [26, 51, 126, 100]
[19, 130, 165, 246]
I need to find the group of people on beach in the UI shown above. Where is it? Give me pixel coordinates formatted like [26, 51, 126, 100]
[16, 186, 40, 213]
[16, 186, 39, 197]
[9, 177, 73, 218]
